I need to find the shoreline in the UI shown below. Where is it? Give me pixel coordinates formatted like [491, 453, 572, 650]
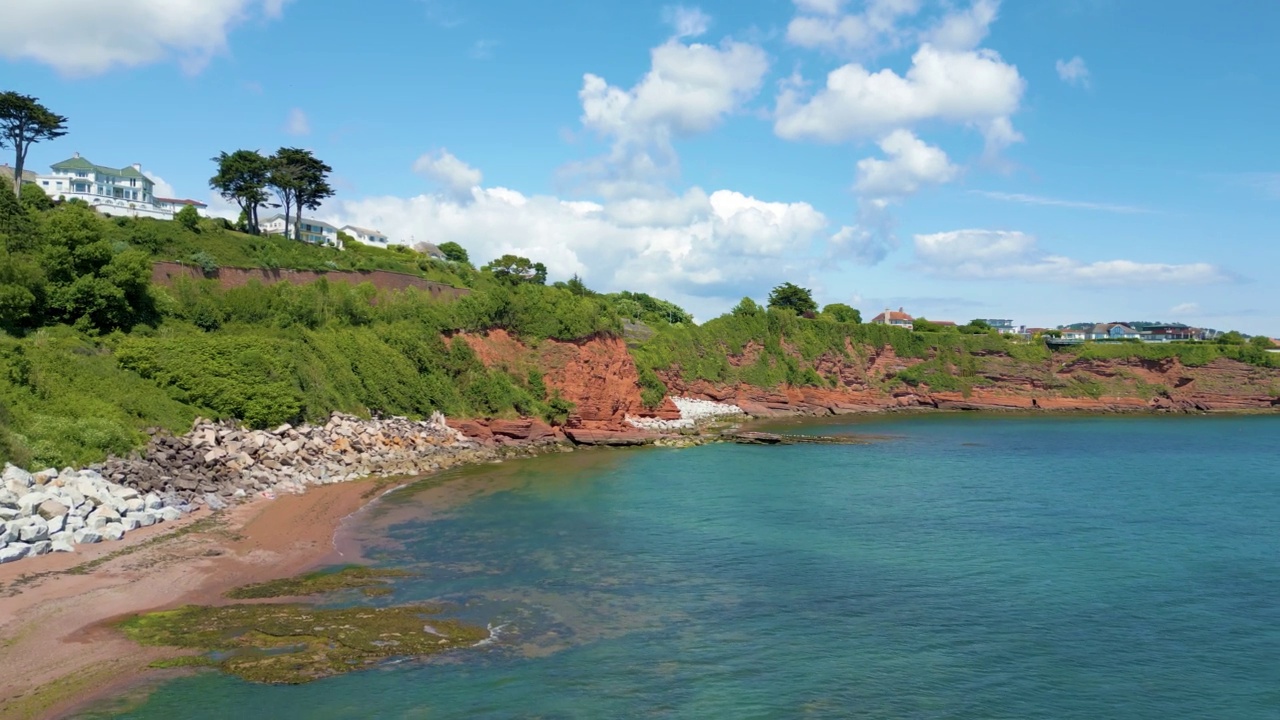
[3, 408, 1278, 717]
[0, 475, 407, 720]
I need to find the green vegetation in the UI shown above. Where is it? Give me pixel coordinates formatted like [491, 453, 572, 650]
[225, 566, 413, 599]
[1, 91, 68, 195]
[767, 282, 818, 315]
[120, 567, 487, 684]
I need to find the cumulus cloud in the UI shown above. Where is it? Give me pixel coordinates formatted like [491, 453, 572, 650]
[786, 0, 922, 55]
[855, 129, 958, 198]
[775, 43, 1025, 149]
[284, 108, 310, 136]
[413, 149, 483, 203]
[0, 0, 290, 76]
[1055, 56, 1090, 87]
[142, 171, 177, 200]
[923, 0, 999, 51]
[571, 36, 769, 196]
[1170, 302, 1201, 316]
[662, 5, 712, 39]
[324, 177, 830, 316]
[912, 229, 1229, 285]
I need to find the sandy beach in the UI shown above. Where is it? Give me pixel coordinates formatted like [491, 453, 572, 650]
[0, 478, 391, 720]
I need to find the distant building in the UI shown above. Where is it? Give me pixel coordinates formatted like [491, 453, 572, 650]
[0, 164, 37, 186]
[35, 153, 201, 220]
[871, 308, 914, 330]
[1125, 322, 1197, 342]
[981, 319, 1017, 334]
[341, 225, 389, 249]
[261, 214, 342, 248]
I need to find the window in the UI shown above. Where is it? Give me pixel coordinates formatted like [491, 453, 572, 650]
[41, 180, 48, 186]
[75, 171, 87, 178]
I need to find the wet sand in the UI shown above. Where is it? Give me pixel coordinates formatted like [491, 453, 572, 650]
[0, 478, 391, 720]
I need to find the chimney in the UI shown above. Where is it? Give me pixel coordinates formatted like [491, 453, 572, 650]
[73, 152, 80, 158]
[898, 307, 904, 313]
[132, 163, 142, 171]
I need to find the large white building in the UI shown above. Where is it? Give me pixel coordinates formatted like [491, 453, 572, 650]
[261, 214, 342, 248]
[340, 225, 390, 249]
[36, 153, 205, 219]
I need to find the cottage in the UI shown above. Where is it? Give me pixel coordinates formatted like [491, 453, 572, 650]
[341, 225, 389, 249]
[34, 153, 199, 220]
[871, 308, 914, 330]
[261, 214, 342, 248]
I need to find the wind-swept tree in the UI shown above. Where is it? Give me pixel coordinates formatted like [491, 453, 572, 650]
[267, 147, 312, 240]
[281, 149, 333, 241]
[767, 282, 818, 315]
[0, 92, 69, 195]
[483, 254, 547, 284]
[209, 150, 270, 234]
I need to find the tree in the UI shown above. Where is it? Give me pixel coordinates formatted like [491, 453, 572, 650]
[288, 150, 334, 241]
[731, 297, 762, 316]
[267, 148, 306, 239]
[19, 183, 52, 212]
[483, 254, 546, 284]
[967, 319, 993, 330]
[210, 150, 270, 234]
[0, 92, 68, 195]
[767, 282, 818, 315]
[1249, 335, 1276, 350]
[175, 204, 200, 231]
[1215, 331, 1246, 346]
[821, 303, 861, 324]
[438, 241, 470, 263]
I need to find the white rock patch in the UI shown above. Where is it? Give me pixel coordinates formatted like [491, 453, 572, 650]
[627, 397, 745, 431]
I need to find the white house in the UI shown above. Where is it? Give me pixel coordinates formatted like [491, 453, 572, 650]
[261, 214, 342, 248]
[36, 153, 204, 219]
[341, 225, 389, 249]
[871, 307, 914, 330]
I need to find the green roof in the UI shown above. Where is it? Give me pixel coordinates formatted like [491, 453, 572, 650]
[50, 155, 150, 182]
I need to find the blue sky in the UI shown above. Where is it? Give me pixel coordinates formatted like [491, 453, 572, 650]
[1, 0, 1276, 333]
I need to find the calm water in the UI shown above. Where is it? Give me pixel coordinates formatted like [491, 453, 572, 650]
[86, 416, 1280, 719]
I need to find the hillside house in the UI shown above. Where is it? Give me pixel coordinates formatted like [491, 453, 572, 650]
[1127, 322, 1197, 342]
[871, 308, 914, 330]
[981, 318, 1018, 334]
[261, 214, 342, 248]
[35, 153, 202, 220]
[341, 225, 389, 249]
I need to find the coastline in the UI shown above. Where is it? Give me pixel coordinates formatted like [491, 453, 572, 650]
[3, 404, 1278, 718]
[0, 476, 398, 720]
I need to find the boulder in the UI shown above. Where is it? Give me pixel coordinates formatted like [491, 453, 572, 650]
[0, 524, 14, 544]
[36, 498, 69, 520]
[0, 543, 31, 563]
[123, 497, 145, 513]
[122, 516, 142, 531]
[29, 540, 52, 556]
[65, 515, 86, 532]
[73, 528, 103, 544]
[143, 493, 164, 511]
[2, 464, 34, 493]
[51, 540, 75, 553]
[18, 518, 49, 543]
[32, 468, 59, 485]
[18, 491, 48, 515]
[112, 486, 140, 501]
[101, 523, 126, 542]
[47, 513, 66, 535]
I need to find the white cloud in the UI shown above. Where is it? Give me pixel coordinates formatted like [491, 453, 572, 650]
[662, 5, 712, 39]
[1170, 302, 1201, 316]
[923, 0, 999, 51]
[786, 0, 922, 55]
[855, 129, 958, 198]
[141, 171, 177, 200]
[0, 0, 290, 76]
[572, 37, 769, 195]
[912, 229, 1229, 285]
[323, 172, 830, 316]
[285, 108, 310, 136]
[1055, 56, 1090, 87]
[973, 190, 1149, 214]
[413, 149, 483, 203]
[775, 43, 1025, 149]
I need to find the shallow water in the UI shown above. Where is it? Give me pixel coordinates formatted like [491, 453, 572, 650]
[84, 415, 1280, 719]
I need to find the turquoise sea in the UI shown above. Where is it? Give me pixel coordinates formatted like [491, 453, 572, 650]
[86, 415, 1280, 719]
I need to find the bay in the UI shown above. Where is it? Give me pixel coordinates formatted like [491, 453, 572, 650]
[85, 415, 1280, 719]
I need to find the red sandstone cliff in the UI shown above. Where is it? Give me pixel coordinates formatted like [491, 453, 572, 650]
[449, 331, 1279, 443]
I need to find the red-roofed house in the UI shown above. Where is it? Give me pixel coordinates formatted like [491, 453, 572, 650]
[871, 307, 914, 330]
